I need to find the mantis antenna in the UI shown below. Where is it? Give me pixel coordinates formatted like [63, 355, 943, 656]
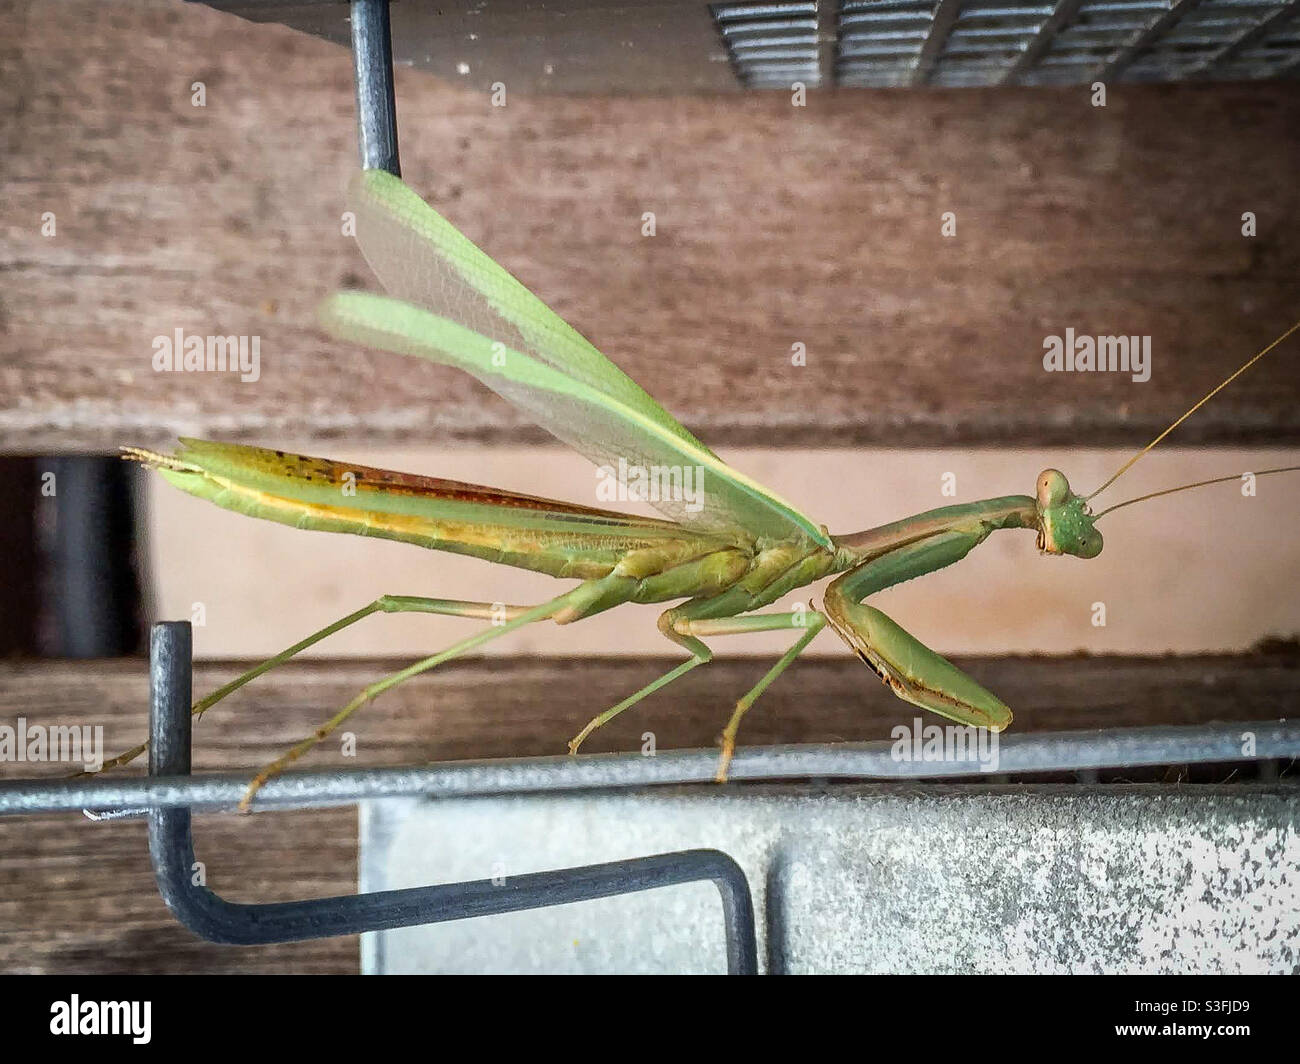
[1087, 318, 1300, 502]
[1093, 465, 1300, 520]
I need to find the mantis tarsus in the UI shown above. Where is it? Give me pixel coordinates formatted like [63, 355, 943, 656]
[104, 169, 1298, 812]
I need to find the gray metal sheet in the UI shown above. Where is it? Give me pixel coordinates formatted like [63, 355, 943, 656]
[360, 785, 1300, 973]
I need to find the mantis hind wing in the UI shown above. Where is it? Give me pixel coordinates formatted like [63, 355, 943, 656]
[347, 169, 706, 451]
[322, 170, 830, 547]
[319, 290, 829, 545]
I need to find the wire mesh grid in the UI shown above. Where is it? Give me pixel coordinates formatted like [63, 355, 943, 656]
[713, 2, 825, 86]
[712, 0, 1300, 86]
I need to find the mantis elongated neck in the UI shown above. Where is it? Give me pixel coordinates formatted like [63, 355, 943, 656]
[831, 495, 1037, 567]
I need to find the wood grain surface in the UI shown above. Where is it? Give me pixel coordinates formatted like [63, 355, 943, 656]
[3, 0, 1299, 453]
[1, 652, 1297, 973]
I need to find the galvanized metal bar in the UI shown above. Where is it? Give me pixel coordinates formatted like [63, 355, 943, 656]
[350, 0, 400, 176]
[0, 719, 1291, 818]
[365, 786, 1300, 973]
[1001, 0, 1091, 83]
[142, 623, 757, 969]
[1097, 0, 1206, 81]
[913, 0, 967, 84]
[717, 2, 818, 18]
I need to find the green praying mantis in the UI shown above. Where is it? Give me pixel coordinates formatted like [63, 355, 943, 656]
[102, 169, 1298, 812]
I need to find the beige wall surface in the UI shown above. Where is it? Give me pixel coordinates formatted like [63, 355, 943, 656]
[143, 444, 1300, 660]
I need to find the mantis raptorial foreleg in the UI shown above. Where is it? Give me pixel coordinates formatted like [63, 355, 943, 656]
[823, 529, 1013, 731]
[88, 595, 542, 775]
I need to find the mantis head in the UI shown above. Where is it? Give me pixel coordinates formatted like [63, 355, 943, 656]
[1035, 469, 1103, 559]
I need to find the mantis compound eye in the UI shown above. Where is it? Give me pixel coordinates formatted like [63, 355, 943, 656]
[1076, 526, 1104, 559]
[1036, 469, 1071, 508]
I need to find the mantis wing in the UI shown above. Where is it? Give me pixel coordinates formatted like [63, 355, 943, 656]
[126, 439, 724, 580]
[319, 169, 829, 548]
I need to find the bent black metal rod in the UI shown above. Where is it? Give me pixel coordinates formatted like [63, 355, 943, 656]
[146, 623, 757, 969]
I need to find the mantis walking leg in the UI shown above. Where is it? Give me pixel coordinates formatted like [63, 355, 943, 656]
[568, 608, 827, 779]
[685, 611, 827, 781]
[238, 586, 597, 812]
[823, 529, 1013, 731]
[567, 601, 718, 754]
[566, 658, 707, 754]
[91, 595, 541, 775]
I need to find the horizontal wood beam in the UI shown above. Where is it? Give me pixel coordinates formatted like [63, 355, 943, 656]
[3, 1, 1299, 452]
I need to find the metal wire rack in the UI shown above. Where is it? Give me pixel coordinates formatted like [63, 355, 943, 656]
[712, 0, 1300, 88]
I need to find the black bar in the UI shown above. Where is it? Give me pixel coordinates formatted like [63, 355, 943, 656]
[0, 457, 39, 655]
[49, 456, 143, 658]
[350, 0, 401, 175]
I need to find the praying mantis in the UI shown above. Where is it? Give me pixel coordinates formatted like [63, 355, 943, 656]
[104, 169, 1298, 812]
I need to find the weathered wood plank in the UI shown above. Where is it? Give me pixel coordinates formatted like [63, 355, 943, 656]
[2, 0, 1298, 452]
[7, 655, 1298, 776]
[0, 653, 1296, 973]
[0, 809, 359, 974]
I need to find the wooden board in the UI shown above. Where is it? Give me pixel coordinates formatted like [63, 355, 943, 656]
[1, 652, 1296, 973]
[2, 0, 1299, 453]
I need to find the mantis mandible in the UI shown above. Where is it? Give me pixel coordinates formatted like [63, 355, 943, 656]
[103, 170, 1299, 812]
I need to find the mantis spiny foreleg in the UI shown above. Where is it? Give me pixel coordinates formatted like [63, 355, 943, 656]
[823, 529, 1013, 731]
